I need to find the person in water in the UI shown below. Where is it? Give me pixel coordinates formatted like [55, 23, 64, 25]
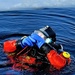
[3, 26, 71, 71]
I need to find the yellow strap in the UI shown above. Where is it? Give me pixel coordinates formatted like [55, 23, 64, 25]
[7, 52, 15, 56]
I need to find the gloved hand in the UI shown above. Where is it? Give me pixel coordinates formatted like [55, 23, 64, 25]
[21, 33, 45, 48]
[40, 43, 71, 70]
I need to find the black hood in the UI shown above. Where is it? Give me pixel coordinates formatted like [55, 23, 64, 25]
[39, 26, 56, 42]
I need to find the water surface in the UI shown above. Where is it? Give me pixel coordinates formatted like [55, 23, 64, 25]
[0, 8, 75, 75]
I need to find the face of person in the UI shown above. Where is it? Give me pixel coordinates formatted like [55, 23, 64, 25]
[38, 31, 46, 40]
[37, 31, 53, 44]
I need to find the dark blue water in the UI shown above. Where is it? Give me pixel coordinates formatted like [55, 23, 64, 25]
[0, 8, 75, 75]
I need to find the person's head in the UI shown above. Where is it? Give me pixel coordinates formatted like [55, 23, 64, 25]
[34, 26, 56, 43]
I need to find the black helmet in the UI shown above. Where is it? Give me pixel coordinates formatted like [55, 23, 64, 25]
[34, 26, 56, 42]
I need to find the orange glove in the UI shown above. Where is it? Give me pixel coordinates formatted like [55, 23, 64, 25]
[47, 50, 71, 70]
